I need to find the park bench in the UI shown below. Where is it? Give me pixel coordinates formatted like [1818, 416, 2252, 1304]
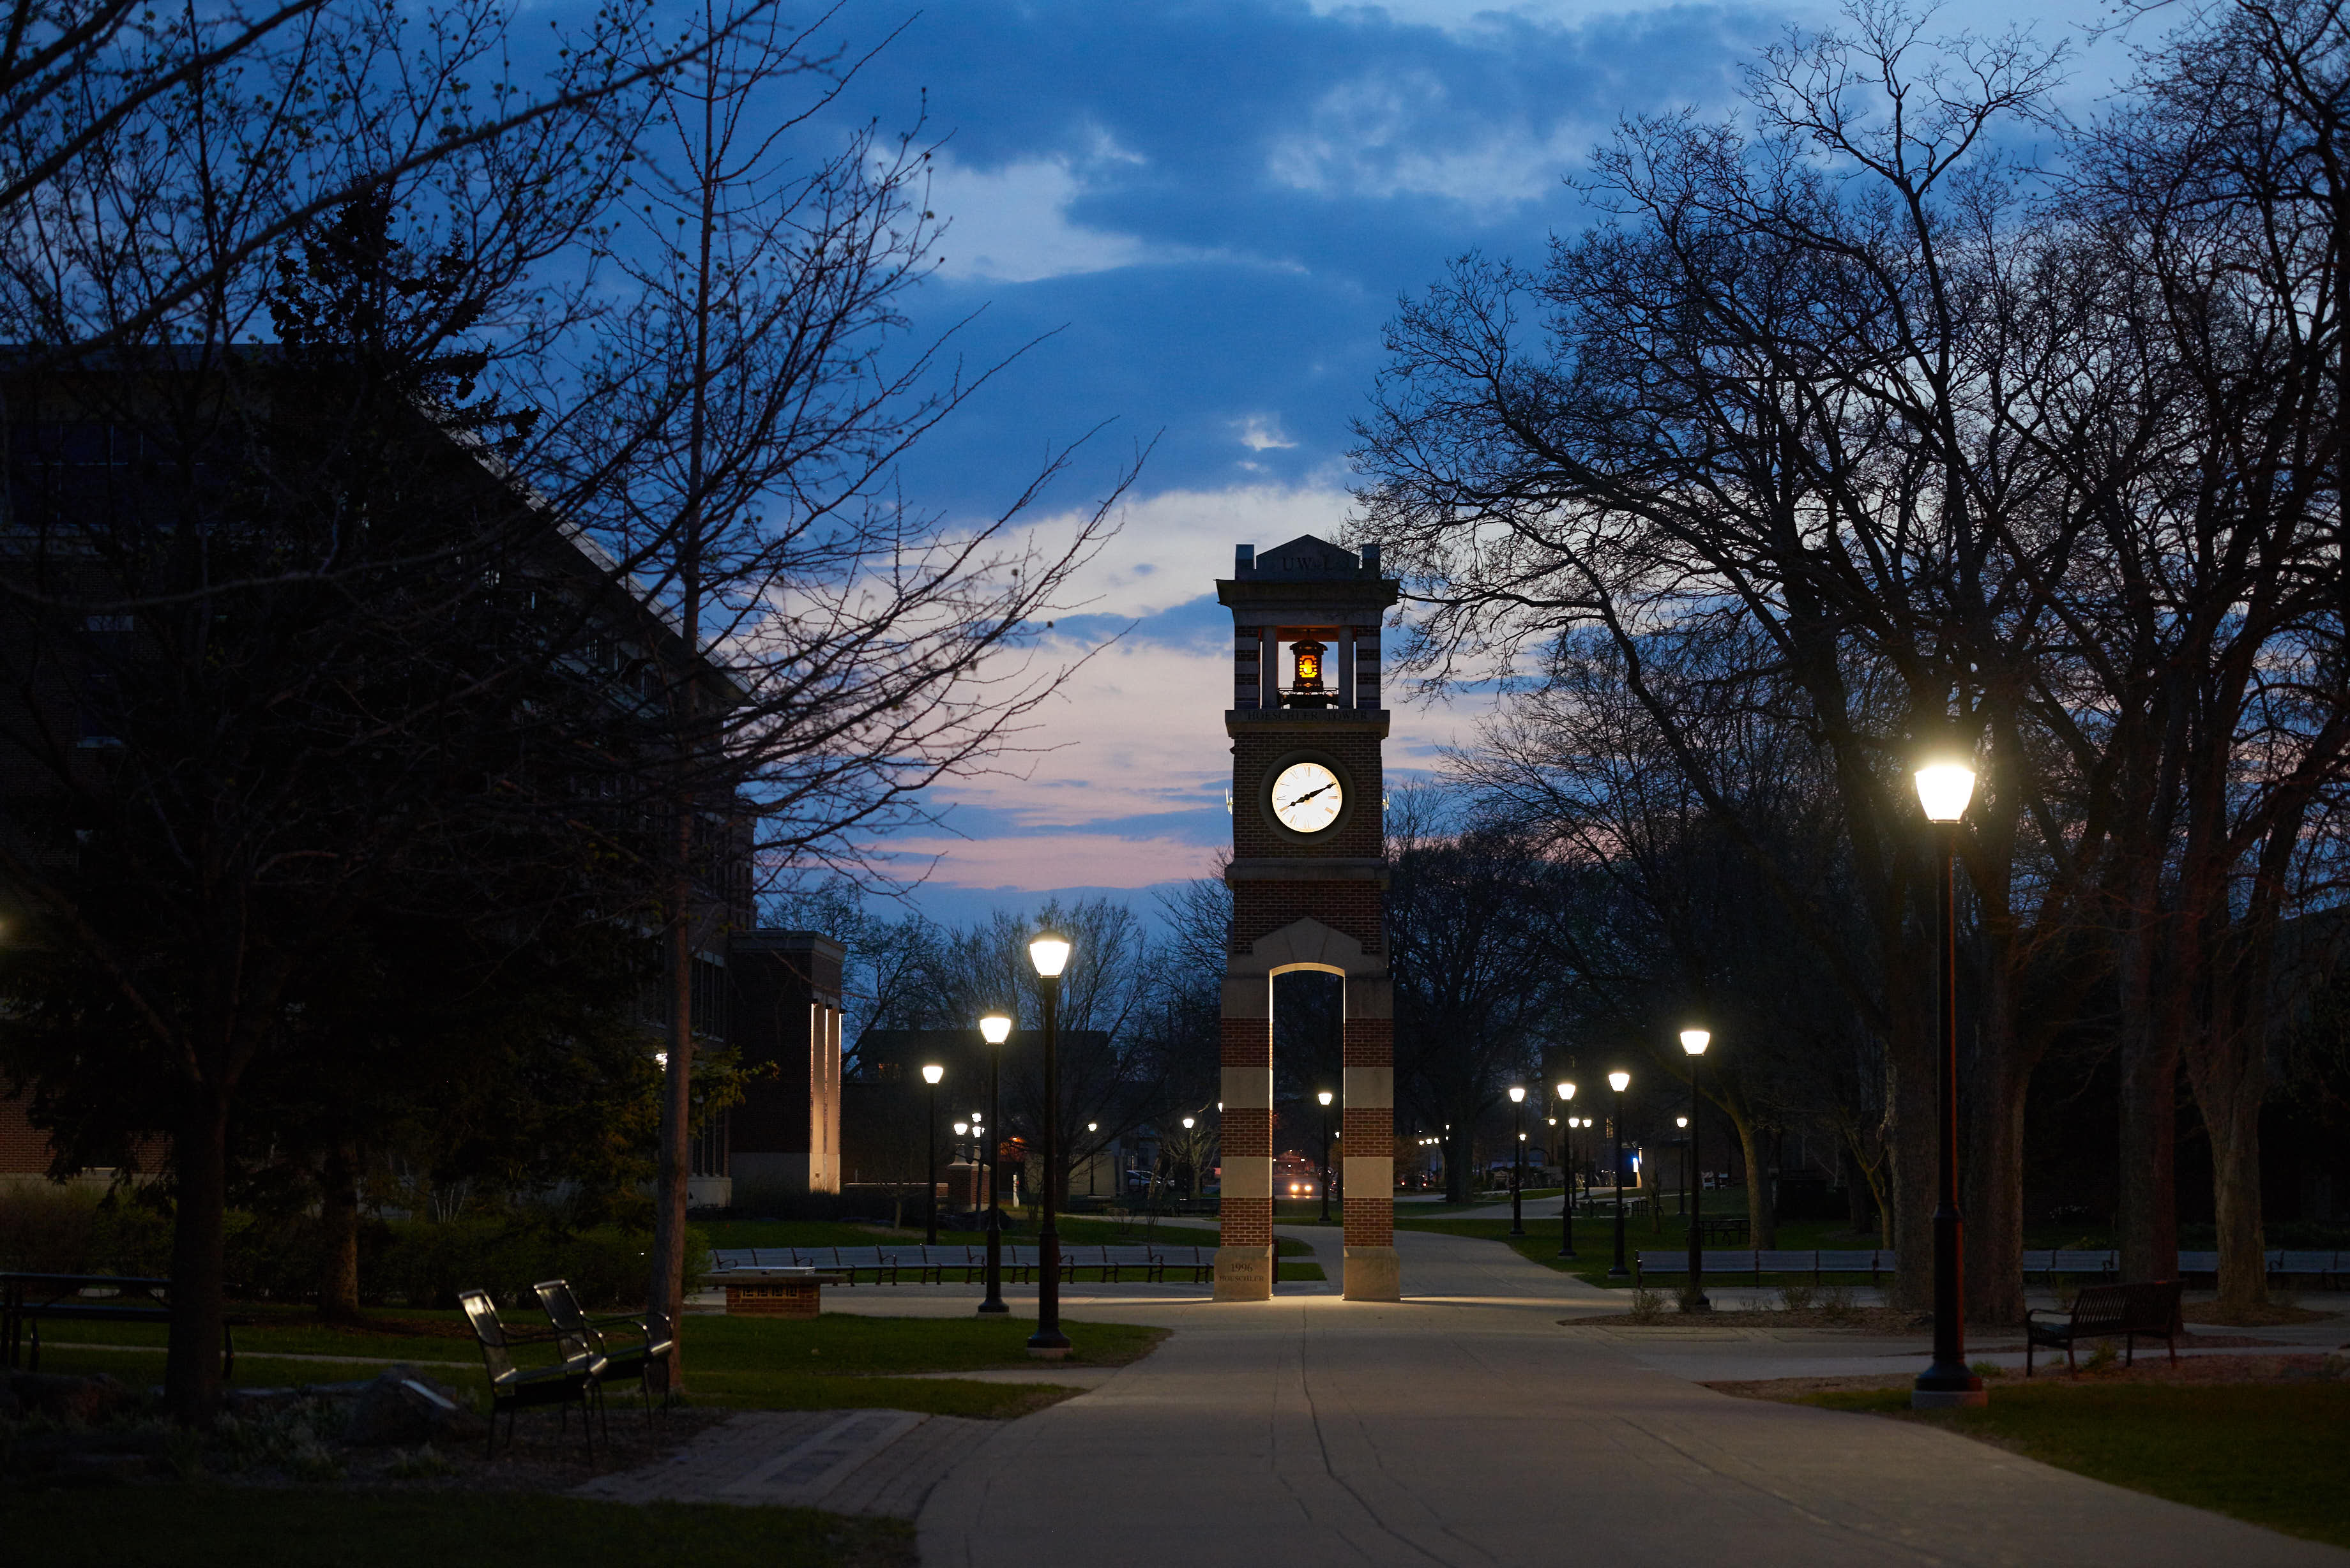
[2025, 1279, 2182, 1376]
[1632, 1249, 1899, 1286]
[2174, 1249, 2346, 1287]
[0, 1270, 243, 1375]
[1152, 1244, 1216, 1283]
[2021, 1249, 2119, 1283]
[2275, 1250, 2346, 1287]
[1694, 1216, 1748, 1246]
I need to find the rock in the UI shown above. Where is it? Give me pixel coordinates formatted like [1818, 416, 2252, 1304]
[342, 1366, 486, 1447]
[6, 1371, 128, 1424]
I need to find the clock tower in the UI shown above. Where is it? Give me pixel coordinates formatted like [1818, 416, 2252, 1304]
[1215, 535, 1400, 1301]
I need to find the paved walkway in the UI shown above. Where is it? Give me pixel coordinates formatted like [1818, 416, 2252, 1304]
[913, 1222, 2349, 1567]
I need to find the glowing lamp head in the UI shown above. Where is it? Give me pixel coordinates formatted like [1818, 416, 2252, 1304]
[1508, 1085, 1526, 1104]
[1291, 638, 1327, 690]
[1557, 1081, 1575, 1101]
[921, 1063, 944, 1085]
[1680, 1029, 1710, 1057]
[1317, 1090, 1334, 1106]
[1087, 1122, 1097, 1132]
[1914, 759, 1977, 823]
[979, 1012, 1013, 1045]
[954, 1121, 969, 1136]
[1028, 933, 1072, 978]
[1608, 1070, 1630, 1093]
[1181, 1115, 1195, 1129]
[1676, 1115, 1689, 1129]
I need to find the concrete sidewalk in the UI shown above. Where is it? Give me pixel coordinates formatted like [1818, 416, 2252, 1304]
[917, 1224, 2348, 1567]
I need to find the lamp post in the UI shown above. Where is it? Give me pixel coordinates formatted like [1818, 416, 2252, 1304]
[1315, 1090, 1335, 1223]
[1676, 1118, 1690, 1216]
[1607, 1071, 1631, 1278]
[1027, 931, 1073, 1358]
[1913, 754, 1987, 1408]
[977, 1013, 1013, 1315]
[1508, 1086, 1528, 1236]
[923, 1064, 945, 1245]
[1679, 1030, 1711, 1313]
[1556, 1083, 1577, 1259]
[1180, 1116, 1197, 1202]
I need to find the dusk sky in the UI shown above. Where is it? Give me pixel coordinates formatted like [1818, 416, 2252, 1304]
[808, 0, 2133, 928]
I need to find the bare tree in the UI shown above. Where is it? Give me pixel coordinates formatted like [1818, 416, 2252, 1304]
[538, 6, 1138, 1378]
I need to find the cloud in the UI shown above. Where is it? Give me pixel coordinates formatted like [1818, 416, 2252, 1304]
[1023, 481, 1360, 622]
[928, 148, 1157, 283]
[1236, 415, 1300, 451]
[877, 831, 1224, 891]
[1267, 70, 1593, 210]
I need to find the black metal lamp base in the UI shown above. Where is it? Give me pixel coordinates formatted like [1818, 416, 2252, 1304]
[1913, 1362, 1985, 1408]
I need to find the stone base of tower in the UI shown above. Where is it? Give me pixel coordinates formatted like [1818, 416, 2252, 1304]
[1214, 1245, 1275, 1300]
[1343, 1246, 1400, 1300]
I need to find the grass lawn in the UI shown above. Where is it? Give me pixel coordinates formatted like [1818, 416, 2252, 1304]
[30, 1311, 1168, 1421]
[3, 1489, 914, 1568]
[1796, 1381, 2350, 1550]
[1396, 1206, 1906, 1292]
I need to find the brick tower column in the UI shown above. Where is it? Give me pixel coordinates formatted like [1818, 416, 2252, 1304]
[1215, 532, 1401, 1305]
[1215, 975, 1275, 1300]
[1342, 979, 1399, 1299]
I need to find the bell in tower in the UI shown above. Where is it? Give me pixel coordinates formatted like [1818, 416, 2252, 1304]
[1285, 638, 1330, 709]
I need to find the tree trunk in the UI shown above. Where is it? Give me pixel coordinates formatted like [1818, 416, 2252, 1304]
[1962, 1042, 2031, 1327]
[2115, 1008, 2180, 1285]
[1732, 1113, 1774, 1249]
[2115, 870, 2182, 1284]
[1884, 1045, 1937, 1310]
[2192, 1041, 2270, 1316]
[318, 1143, 361, 1323]
[165, 1090, 232, 1425]
[648, 840, 697, 1387]
[1445, 1120, 1473, 1204]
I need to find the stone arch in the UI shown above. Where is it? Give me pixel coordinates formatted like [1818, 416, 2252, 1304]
[1217, 917, 1397, 1300]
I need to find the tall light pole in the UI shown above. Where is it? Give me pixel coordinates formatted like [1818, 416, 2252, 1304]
[1556, 1082, 1577, 1259]
[1508, 1086, 1528, 1236]
[1679, 1030, 1711, 1313]
[1027, 932, 1073, 1359]
[1179, 1116, 1197, 1202]
[977, 1013, 1013, 1316]
[1676, 1118, 1690, 1216]
[923, 1064, 946, 1245]
[1607, 1071, 1631, 1279]
[1913, 754, 1986, 1408]
[1315, 1090, 1335, 1223]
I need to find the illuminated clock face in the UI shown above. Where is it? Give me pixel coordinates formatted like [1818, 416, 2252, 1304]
[1271, 762, 1344, 834]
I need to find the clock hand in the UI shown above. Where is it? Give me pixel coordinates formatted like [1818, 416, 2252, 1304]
[1280, 781, 1335, 810]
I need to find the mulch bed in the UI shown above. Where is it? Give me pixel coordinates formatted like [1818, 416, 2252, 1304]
[1563, 1307, 1929, 1333]
[1707, 1352, 2349, 1404]
[2183, 1300, 2337, 1327]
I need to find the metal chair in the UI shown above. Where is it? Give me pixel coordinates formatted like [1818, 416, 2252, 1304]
[459, 1289, 602, 1460]
[533, 1278, 674, 1437]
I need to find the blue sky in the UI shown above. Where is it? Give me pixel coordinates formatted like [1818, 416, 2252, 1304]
[794, 0, 2130, 928]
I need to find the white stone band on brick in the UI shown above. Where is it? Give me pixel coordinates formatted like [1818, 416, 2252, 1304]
[1222, 1159, 1274, 1200]
[1220, 1066, 1274, 1110]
